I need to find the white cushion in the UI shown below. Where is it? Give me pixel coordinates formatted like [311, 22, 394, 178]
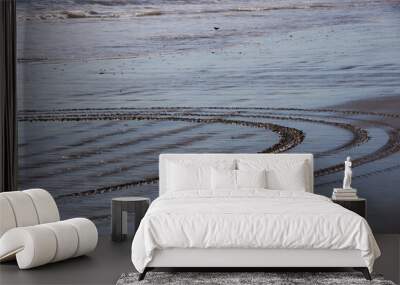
[167, 160, 235, 192]
[0, 196, 17, 237]
[237, 169, 267, 189]
[238, 159, 309, 191]
[0, 189, 60, 237]
[0, 218, 98, 269]
[1, 192, 39, 227]
[159, 154, 313, 195]
[0, 189, 98, 269]
[211, 169, 268, 192]
[42, 221, 79, 262]
[211, 168, 236, 191]
[167, 162, 211, 191]
[23, 189, 60, 224]
[63, 218, 98, 257]
[0, 226, 57, 269]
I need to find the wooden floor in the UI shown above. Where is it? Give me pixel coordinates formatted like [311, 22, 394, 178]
[1, 235, 399, 285]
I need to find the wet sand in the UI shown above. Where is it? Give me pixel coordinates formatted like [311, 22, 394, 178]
[17, 97, 400, 233]
[333, 95, 400, 128]
[16, 0, 400, 233]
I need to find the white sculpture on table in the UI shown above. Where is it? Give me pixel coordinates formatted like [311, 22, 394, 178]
[343, 156, 352, 189]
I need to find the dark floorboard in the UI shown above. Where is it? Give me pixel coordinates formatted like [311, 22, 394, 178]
[1, 234, 399, 285]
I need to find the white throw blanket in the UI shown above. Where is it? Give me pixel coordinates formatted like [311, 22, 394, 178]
[131, 190, 380, 272]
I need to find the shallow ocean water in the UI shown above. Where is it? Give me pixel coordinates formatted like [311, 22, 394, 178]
[16, 0, 400, 233]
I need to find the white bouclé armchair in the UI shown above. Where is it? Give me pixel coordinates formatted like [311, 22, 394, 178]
[0, 188, 98, 269]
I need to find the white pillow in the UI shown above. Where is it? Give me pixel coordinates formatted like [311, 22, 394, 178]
[167, 162, 210, 191]
[167, 160, 236, 192]
[267, 163, 307, 191]
[211, 168, 267, 191]
[211, 168, 236, 191]
[238, 159, 309, 191]
[237, 169, 267, 189]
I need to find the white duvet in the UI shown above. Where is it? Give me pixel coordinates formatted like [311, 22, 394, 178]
[131, 190, 380, 273]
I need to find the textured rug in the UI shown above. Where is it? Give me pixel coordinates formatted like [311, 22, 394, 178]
[116, 272, 396, 285]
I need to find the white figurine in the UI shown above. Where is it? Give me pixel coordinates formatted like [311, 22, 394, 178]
[343, 156, 352, 189]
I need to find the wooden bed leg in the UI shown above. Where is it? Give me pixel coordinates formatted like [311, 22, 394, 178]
[362, 268, 372, 281]
[354, 267, 372, 280]
[138, 268, 148, 281]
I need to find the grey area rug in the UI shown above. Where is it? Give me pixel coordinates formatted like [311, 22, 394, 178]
[116, 272, 396, 285]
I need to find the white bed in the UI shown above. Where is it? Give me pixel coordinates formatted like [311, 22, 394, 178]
[131, 154, 380, 280]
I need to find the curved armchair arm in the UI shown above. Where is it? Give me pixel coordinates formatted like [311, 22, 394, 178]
[0, 218, 98, 269]
[0, 226, 57, 269]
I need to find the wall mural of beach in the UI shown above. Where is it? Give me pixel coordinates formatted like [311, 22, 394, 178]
[16, 0, 400, 234]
